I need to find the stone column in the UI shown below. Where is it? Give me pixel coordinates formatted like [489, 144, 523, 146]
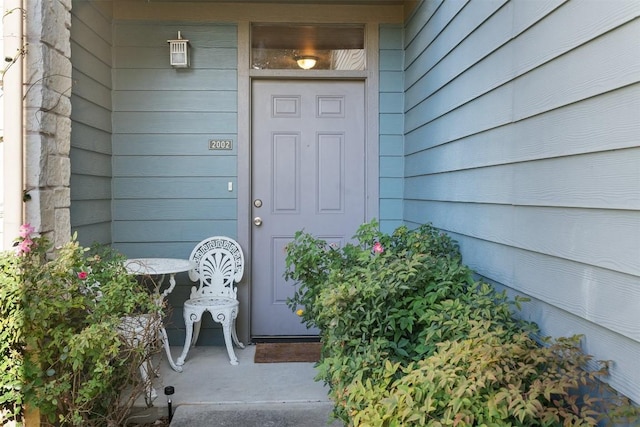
[24, 0, 72, 247]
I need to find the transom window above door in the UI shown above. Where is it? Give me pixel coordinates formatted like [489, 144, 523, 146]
[251, 24, 365, 70]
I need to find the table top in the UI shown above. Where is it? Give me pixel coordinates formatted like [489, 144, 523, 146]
[125, 258, 195, 276]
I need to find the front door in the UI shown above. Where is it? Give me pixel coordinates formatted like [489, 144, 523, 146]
[251, 80, 366, 337]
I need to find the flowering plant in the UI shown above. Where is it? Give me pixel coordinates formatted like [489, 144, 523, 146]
[0, 225, 161, 426]
[284, 220, 639, 426]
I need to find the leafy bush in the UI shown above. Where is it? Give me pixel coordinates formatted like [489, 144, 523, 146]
[0, 225, 161, 426]
[285, 220, 639, 426]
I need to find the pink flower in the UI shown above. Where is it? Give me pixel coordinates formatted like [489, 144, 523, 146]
[372, 242, 384, 254]
[77, 271, 88, 280]
[16, 238, 33, 256]
[18, 223, 35, 238]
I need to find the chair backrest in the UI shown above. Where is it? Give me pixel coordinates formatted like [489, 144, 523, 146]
[188, 236, 244, 300]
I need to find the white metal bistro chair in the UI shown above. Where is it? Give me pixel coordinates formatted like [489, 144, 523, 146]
[176, 236, 245, 366]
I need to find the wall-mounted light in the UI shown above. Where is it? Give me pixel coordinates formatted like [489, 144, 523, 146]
[168, 31, 190, 68]
[295, 55, 318, 70]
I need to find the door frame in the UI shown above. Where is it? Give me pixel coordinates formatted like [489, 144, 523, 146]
[236, 22, 380, 343]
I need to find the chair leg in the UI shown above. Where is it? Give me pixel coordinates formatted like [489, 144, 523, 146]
[231, 318, 245, 349]
[221, 317, 239, 365]
[191, 320, 202, 347]
[176, 312, 196, 366]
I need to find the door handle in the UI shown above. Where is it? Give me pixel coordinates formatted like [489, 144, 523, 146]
[253, 217, 263, 226]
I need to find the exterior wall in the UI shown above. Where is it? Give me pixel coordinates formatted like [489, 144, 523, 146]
[379, 24, 404, 234]
[67, 3, 402, 345]
[70, 1, 114, 246]
[111, 21, 238, 345]
[24, 0, 73, 248]
[403, 0, 640, 403]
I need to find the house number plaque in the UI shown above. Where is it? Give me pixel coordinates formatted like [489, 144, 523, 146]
[209, 139, 233, 150]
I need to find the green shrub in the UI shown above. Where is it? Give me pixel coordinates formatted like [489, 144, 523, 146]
[0, 248, 25, 422]
[0, 225, 161, 426]
[285, 220, 639, 426]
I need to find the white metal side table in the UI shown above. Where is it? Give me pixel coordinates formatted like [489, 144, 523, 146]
[125, 257, 195, 373]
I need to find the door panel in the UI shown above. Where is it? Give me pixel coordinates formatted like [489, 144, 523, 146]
[251, 80, 365, 337]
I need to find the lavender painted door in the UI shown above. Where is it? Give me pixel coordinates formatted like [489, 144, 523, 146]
[251, 80, 366, 337]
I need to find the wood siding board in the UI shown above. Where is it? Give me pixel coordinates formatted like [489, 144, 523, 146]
[113, 177, 236, 199]
[379, 134, 404, 156]
[405, 86, 640, 167]
[72, 70, 113, 108]
[70, 0, 113, 246]
[71, 1, 112, 40]
[405, 0, 507, 97]
[379, 25, 404, 223]
[113, 199, 236, 221]
[70, 200, 112, 226]
[379, 113, 404, 135]
[405, 0, 637, 122]
[113, 111, 237, 134]
[406, 36, 518, 126]
[404, 0, 571, 99]
[506, 287, 640, 403]
[380, 156, 404, 178]
[113, 90, 237, 112]
[112, 156, 236, 178]
[512, 0, 639, 79]
[113, 134, 238, 156]
[379, 199, 403, 220]
[70, 96, 112, 132]
[513, 20, 640, 121]
[379, 25, 403, 50]
[488, 276, 640, 403]
[70, 17, 113, 66]
[405, 149, 640, 210]
[70, 175, 112, 200]
[404, 1, 640, 404]
[70, 223, 112, 246]
[114, 69, 237, 91]
[404, 0, 450, 57]
[115, 46, 237, 69]
[379, 92, 404, 113]
[456, 236, 640, 342]
[69, 149, 112, 177]
[510, 0, 567, 36]
[405, 82, 514, 151]
[379, 49, 404, 71]
[71, 42, 112, 88]
[530, 307, 640, 404]
[113, 3, 402, 24]
[112, 242, 201, 259]
[403, 200, 640, 278]
[70, 122, 112, 154]
[379, 70, 404, 92]
[380, 219, 404, 235]
[112, 220, 237, 242]
[379, 177, 403, 198]
[114, 22, 237, 48]
[111, 20, 239, 253]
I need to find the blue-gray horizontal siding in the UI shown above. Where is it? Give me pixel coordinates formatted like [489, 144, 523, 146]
[70, 1, 114, 246]
[379, 24, 404, 234]
[403, 0, 640, 403]
[111, 22, 239, 346]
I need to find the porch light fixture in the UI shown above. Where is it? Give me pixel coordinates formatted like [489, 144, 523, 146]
[168, 31, 190, 68]
[295, 55, 318, 70]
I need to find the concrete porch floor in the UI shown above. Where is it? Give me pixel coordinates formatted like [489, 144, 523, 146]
[127, 343, 342, 426]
